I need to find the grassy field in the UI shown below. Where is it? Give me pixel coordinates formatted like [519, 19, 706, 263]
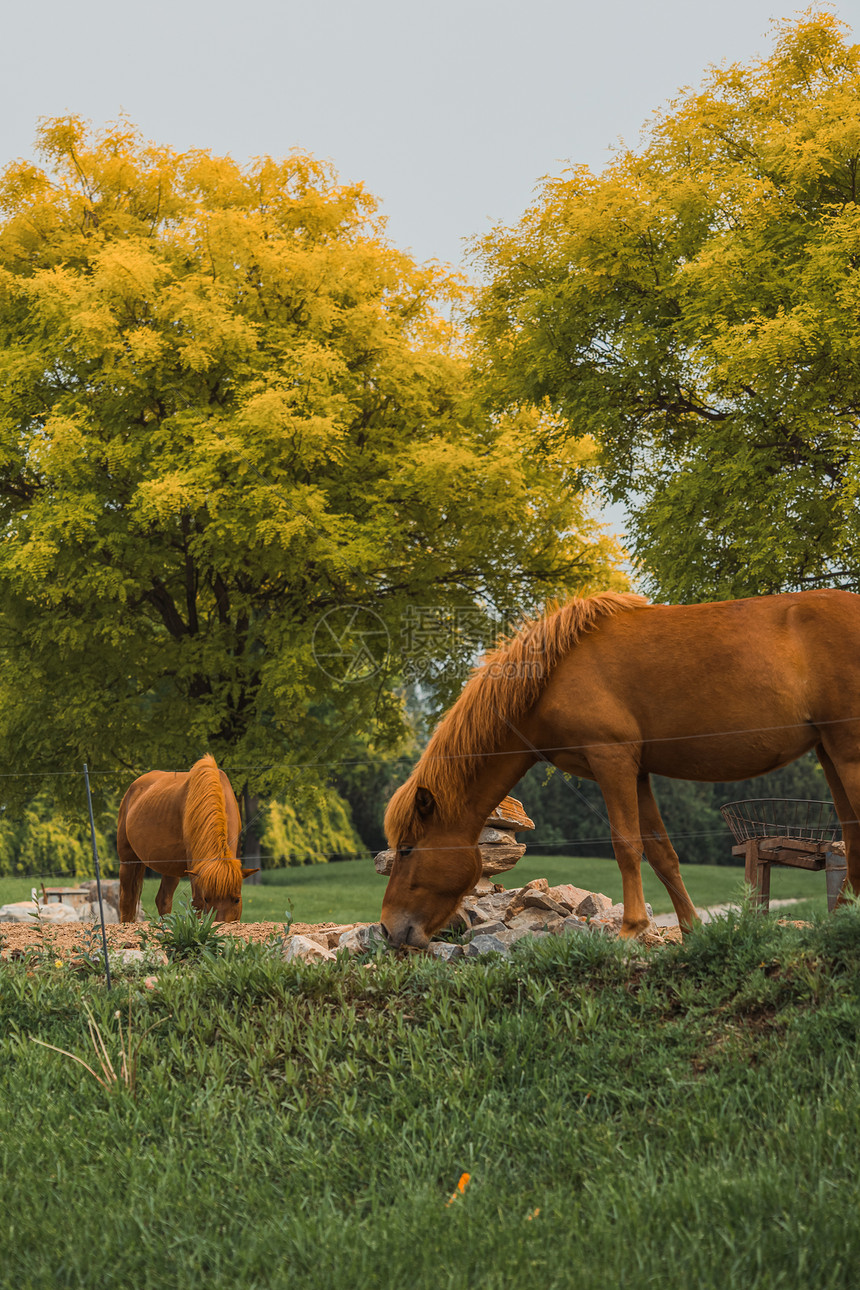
[2, 906, 860, 1288]
[0, 855, 833, 924]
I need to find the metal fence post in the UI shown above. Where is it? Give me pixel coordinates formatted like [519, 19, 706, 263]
[83, 764, 112, 989]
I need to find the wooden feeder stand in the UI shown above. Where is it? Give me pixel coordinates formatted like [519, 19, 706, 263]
[720, 798, 847, 913]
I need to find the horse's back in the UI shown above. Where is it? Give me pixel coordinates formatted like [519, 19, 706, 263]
[538, 589, 860, 781]
[118, 770, 191, 869]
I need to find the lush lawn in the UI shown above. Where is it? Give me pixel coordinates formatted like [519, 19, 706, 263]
[2, 908, 860, 1288]
[0, 854, 833, 925]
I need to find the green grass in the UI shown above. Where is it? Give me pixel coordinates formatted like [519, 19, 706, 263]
[0, 855, 833, 925]
[2, 907, 860, 1288]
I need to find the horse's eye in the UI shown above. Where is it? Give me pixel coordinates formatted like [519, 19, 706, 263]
[399, 846, 414, 858]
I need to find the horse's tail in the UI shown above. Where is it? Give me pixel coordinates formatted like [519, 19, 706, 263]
[184, 756, 240, 893]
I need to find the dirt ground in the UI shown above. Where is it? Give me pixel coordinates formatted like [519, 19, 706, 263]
[0, 920, 354, 958]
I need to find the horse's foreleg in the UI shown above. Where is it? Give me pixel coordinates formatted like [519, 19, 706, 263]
[155, 874, 181, 917]
[637, 776, 699, 934]
[590, 758, 651, 938]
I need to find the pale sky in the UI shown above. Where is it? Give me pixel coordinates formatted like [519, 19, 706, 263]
[5, 0, 858, 272]
[4, 0, 858, 550]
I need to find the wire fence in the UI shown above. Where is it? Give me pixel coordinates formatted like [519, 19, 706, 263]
[0, 700, 855, 880]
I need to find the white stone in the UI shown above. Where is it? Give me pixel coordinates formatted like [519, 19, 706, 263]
[337, 923, 385, 954]
[77, 901, 119, 924]
[576, 892, 613, 918]
[506, 909, 563, 933]
[0, 901, 80, 924]
[548, 884, 593, 911]
[110, 949, 147, 965]
[282, 934, 336, 963]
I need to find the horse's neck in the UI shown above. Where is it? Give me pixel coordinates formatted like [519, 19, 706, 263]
[450, 748, 537, 841]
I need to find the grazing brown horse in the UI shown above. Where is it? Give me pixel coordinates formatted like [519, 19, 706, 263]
[381, 589, 860, 947]
[117, 755, 258, 923]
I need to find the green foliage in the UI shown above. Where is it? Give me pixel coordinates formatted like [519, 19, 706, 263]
[472, 11, 860, 600]
[4, 915, 860, 1286]
[0, 790, 117, 878]
[0, 116, 624, 809]
[140, 902, 229, 963]
[259, 783, 365, 865]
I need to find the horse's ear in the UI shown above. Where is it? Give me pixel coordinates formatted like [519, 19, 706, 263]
[415, 786, 436, 819]
[241, 867, 260, 880]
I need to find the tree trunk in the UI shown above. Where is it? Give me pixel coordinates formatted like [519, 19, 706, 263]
[241, 785, 263, 883]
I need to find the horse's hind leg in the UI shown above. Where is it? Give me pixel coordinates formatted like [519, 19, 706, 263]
[155, 874, 181, 917]
[118, 832, 145, 923]
[637, 776, 699, 933]
[816, 743, 860, 903]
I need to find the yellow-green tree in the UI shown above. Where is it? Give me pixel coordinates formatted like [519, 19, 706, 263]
[472, 10, 860, 601]
[0, 117, 622, 808]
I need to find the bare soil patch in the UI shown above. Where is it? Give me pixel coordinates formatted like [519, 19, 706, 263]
[0, 920, 354, 958]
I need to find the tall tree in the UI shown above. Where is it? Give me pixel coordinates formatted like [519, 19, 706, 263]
[471, 10, 860, 601]
[0, 117, 623, 807]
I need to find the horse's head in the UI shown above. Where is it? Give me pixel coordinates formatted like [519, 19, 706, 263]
[380, 787, 481, 948]
[189, 862, 259, 923]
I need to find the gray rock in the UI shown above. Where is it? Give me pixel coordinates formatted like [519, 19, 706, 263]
[460, 901, 489, 927]
[478, 890, 519, 918]
[506, 910, 565, 934]
[465, 933, 512, 957]
[337, 923, 386, 954]
[374, 849, 395, 876]
[283, 934, 337, 963]
[521, 892, 570, 918]
[562, 916, 589, 934]
[81, 879, 122, 912]
[478, 841, 526, 876]
[478, 825, 519, 845]
[463, 920, 508, 941]
[426, 942, 464, 961]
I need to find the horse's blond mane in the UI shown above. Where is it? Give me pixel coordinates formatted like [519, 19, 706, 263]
[185, 754, 242, 897]
[384, 592, 648, 847]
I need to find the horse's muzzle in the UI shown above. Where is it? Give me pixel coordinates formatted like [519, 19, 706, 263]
[380, 915, 430, 950]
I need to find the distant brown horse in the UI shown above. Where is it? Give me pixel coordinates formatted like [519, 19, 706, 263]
[117, 755, 258, 923]
[381, 589, 860, 947]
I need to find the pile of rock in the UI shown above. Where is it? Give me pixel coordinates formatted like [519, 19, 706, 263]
[427, 876, 674, 958]
[282, 923, 381, 963]
[281, 878, 677, 963]
[374, 795, 536, 894]
[0, 880, 131, 925]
